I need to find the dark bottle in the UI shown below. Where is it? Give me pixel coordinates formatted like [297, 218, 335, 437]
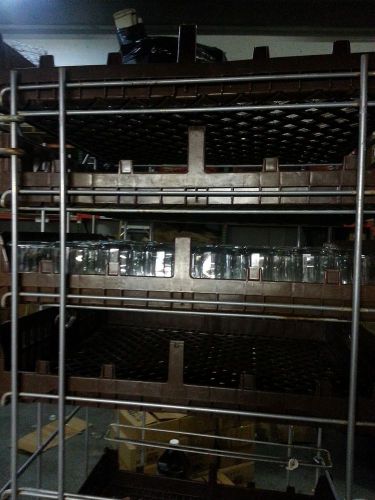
[157, 439, 190, 479]
[113, 8, 226, 64]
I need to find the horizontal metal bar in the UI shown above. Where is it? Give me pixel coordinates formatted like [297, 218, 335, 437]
[9, 70, 375, 91]
[11, 291, 375, 314]
[14, 392, 375, 427]
[1, 70, 374, 105]
[42, 302, 351, 324]
[0, 407, 81, 496]
[2, 488, 108, 500]
[19, 101, 372, 118]
[104, 430, 331, 469]
[109, 422, 328, 455]
[16, 189, 375, 198]
[17, 206, 375, 215]
[134, 163, 343, 168]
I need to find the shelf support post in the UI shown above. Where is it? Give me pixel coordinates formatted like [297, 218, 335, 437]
[346, 53, 368, 500]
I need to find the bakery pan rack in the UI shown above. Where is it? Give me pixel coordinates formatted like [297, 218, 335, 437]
[0, 34, 374, 500]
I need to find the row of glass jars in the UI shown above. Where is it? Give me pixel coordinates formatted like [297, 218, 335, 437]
[15, 241, 174, 277]
[13, 241, 375, 284]
[191, 243, 375, 284]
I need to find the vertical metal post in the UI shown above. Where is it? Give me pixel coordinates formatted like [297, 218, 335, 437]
[57, 66, 67, 500]
[286, 425, 294, 487]
[36, 403, 43, 490]
[122, 221, 128, 240]
[140, 411, 146, 469]
[66, 212, 70, 233]
[84, 408, 89, 478]
[315, 427, 322, 488]
[296, 225, 302, 248]
[346, 53, 368, 500]
[327, 226, 333, 243]
[38, 198, 45, 494]
[10, 69, 19, 500]
[91, 216, 96, 234]
[40, 209, 46, 233]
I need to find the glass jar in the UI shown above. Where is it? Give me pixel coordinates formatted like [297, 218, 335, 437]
[52, 242, 71, 274]
[319, 243, 339, 282]
[69, 241, 107, 275]
[16, 242, 52, 272]
[266, 247, 296, 282]
[191, 245, 221, 279]
[336, 249, 352, 284]
[131, 242, 146, 276]
[300, 247, 321, 283]
[249, 246, 270, 280]
[119, 242, 133, 276]
[154, 243, 174, 278]
[229, 246, 248, 280]
[361, 254, 375, 284]
[220, 246, 233, 280]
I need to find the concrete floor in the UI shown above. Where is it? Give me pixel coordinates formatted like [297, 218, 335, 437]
[0, 403, 374, 499]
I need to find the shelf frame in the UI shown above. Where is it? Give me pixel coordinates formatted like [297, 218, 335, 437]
[1, 54, 372, 500]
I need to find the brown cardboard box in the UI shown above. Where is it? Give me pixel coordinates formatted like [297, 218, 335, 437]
[117, 410, 255, 472]
[118, 410, 214, 471]
[18, 417, 88, 453]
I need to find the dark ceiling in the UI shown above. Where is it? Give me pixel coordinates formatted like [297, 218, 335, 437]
[0, 0, 374, 36]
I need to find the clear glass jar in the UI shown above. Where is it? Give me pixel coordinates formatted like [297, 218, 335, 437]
[16, 242, 52, 272]
[69, 241, 107, 275]
[300, 247, 321, 283]
[131, 243, 146, 276]
[154, 243, 174, 277]
[119, 242, 133, 276]
[220, 246, 232, 280]
[191, 245, 221, 279]
[266, 247, 296, 282]
[319, 243, 339, 282]
[229, 246, 248, 280]
[249, 247, 270, 280]
[52, 242, 71, 274]
[361, 254, 375, 284]
[336, 249, 352, 284]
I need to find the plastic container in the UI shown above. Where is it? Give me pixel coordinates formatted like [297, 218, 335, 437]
[157, 439, 190, 479]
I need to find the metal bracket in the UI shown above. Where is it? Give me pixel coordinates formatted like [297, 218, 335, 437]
[168, 340, 184, 386]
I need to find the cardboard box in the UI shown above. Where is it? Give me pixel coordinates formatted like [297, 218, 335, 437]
[118, 410, 214, 471]
[18, 417, 88, 453]
[117, 410, 255, 472]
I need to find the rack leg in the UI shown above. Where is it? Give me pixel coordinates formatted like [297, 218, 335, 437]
[285, 425, 294, 487]
[346, 53, 368, 500]
[84, 408, 89, 478]
[36, 403, 43, 490]
[10, 69, 19, 500]
[315, 427, 322, 489]
[57, 66, 67, 500]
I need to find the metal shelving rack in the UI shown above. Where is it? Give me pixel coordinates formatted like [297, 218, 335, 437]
[0, 50, 374, 500]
